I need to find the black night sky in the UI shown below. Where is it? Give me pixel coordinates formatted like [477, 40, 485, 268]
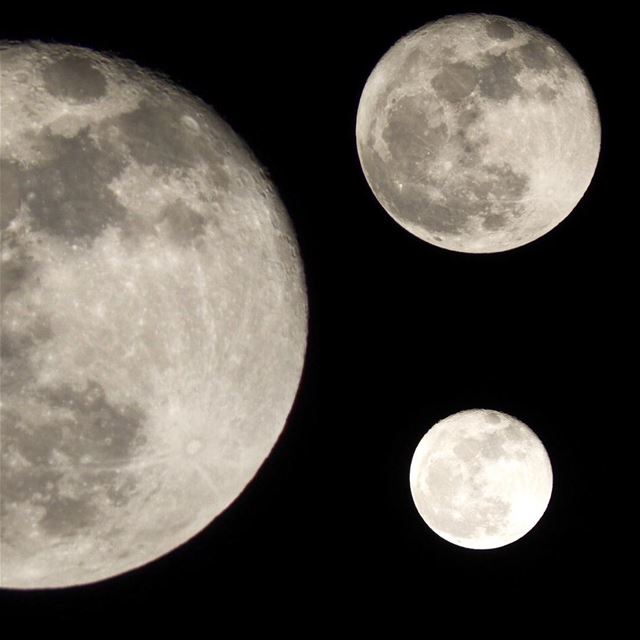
[0, 1, 629, 630]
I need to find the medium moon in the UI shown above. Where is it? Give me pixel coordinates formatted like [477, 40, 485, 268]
[356, 14, 601, 253]
[0, 42, 307, 588]
[409, 409, 553, 549]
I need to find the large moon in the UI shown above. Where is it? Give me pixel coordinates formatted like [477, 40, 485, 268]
[0, 42, 307, 588]
[356, 14, 601, 253]
[409, 409, 553, 549]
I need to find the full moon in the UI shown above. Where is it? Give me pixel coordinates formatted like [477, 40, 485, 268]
[409, 409, 553, 549]
[356, 14, 600, 253]
[0, 42, 307, 588]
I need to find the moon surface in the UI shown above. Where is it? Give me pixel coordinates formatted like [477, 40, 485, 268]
[356, 14, 601, 253]
[409, 409, 553, 549]
[0, 42, 307, 588]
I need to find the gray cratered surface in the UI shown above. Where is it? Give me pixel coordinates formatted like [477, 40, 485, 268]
[409, 409, 553, 549]
[356, 14, 601, 253]
[0, 42, 307, 588]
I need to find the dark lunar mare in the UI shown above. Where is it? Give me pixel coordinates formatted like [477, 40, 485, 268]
[11, 128, 129, 245]
[1, 376, 149, 538]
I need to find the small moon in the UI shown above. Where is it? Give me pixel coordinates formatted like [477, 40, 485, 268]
[409, 409, 553, 549]
[0, 42, 307, 588]
[356, 14, 601, 253]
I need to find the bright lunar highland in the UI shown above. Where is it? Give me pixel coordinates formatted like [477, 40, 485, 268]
[356, 14, 601, 253]
[0, 42, 307, 588]
[410, 409, 553, 549]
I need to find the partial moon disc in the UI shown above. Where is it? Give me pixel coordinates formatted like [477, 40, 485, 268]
[0, 42, 307, 588]
[409, 409, 553, 549]
[356, 14, 600, 253]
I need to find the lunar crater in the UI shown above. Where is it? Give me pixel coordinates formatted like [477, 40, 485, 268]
[42, 54, 108, 104]
[485, 18, 515, 41]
